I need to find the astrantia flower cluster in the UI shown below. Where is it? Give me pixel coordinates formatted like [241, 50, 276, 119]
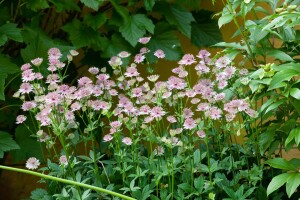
[15, 39, 256, 178]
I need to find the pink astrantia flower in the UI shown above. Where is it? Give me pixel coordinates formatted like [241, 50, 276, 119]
[167, 76, 186, 90]
[16, 115, 27, 124]
[178, 54, 196, 65]
[31, 58, 43, 66]
[26, 157, 40, 170]
[59, 155, 68, 166]
[103, 134, 113, 142]
[154, 49, 165, 58]
[78, 77, 93, 87]
[140, 47, 149, 54]
[110, 121, 122, 129]
[118, 51, 131, 58]
[134, 53, 145, 64]
[215, 56, 231, 69]
[45, 92, 61, 105]
[206, 106, 222, 120]
[22, 101, 37, 111]
[122, 137, 133, 145]
[22, 69, 35, 82]
[197, 130, 206, 138]
[21, 63, 31, 71]
[183, 118, 197, 130]
[88, 67, 99, 75]
[197, 103, 210, 111]
[124, 67, 140, 77]
[167, 116, 177, 123]
[138, 37, 151, 44]
[150, 106, 166, 118]
[19, 83, 33, 94]
[154, 146, 164, 156]
[197, 50, 211, 59]
[108, 56, 122, 67]
[48, 48, 62, 60]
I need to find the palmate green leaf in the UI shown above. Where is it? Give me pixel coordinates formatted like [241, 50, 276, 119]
[84, 13, 107, 31]
[0, 54, 20, 100]
[156, 3, 195, 37]
[147, 22, 182, 62]
[286, 172, 300, 198]
[0, 23, 23, 44]
[26, 0, 49, 11]
[267, 173, 290, 196]
[102, 34, 133, 58]
[119, 14, 154, 47]
[80, 0, 103, 11]
[0, 131, 20, 158]
[265, 158, 297, 171]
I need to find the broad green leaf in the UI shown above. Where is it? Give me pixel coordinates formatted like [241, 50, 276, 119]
[268, 69, 300, 90]
[286, 173, 300, 198]
[267, 173, 290, 196]
[119, 14, 154, 46]
[265, 158, 297, 171]
[290, 88, 300, 100]
[102, 34, 133, 58]
[11, 124, 44, 162]
[0, 34, 7, 46]
[273, 63, 300, 73]
[191, 22, 222, 47]
[0, 131, 20, 158]
[147, 22, 182, 61]
[259, 130, 275, 155]
[62, 19, 103, 48]
[0, 23, 23, 43]
[144, 0, 156, 11]
[268, 50, 293, 62]
[84, 13, 107, 31]
[80, 0, 102, 11]
[49, 0, 80, 12]
[26, 0, 49, 11]
[214, 42, 248, 51]
[0, 54, 20, 100]
[218, 13, 234, 28]
[194, 176, 204, 191]
[264, 100, 284, 115]
[31, 188, 51, 200]
[285, 127, 300, 147]
[156, 3, 195, 37]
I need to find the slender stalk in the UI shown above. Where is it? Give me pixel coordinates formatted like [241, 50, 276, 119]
[0, 165, 136, 200]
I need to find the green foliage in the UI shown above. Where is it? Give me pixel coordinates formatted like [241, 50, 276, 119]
[0, 131, 19, 158]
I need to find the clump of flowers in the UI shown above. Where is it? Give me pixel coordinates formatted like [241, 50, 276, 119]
[15, 40, 258, 199]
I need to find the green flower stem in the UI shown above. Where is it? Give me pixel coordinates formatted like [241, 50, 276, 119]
[0, 165, 136, 200]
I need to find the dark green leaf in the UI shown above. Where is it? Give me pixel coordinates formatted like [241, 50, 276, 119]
[119, 14, 154, 46]
[49, 0, 81, 12]
[0, 23, 23, 43]
[286, 173, 300, 198]
[30, 188, 51, 200]
[265, 158, 297, 171]
[0, 54, 20, 100]
[0, 34, 7, 46]
[80, 0, 102, 11]
[156, 3, 195, 37]
[11, 124, 44, 162]
[191, 21, 222, 47]
[147, 23, 182, 61]
[84, 13, 107, 30]
[102, 34, 133, 58]
[26, 0, 49, 11]
[259, 130, 275, 155]
[0, 131, 20, 158]
[267, 173, 290, 196]
[144, 0, 156, 11]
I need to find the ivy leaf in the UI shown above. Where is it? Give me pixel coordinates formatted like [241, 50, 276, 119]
[156, 3, 195, 37]
[147, 22, 182, 61]
[0, 23, 23, 45]
[26, 0, 49, 11]
[84, 13, 107, 31]
[0, 131, 20, 158]
[0, 54, 20, 100]
[80, 0, 103, 11]
[119, 14, 154, 46]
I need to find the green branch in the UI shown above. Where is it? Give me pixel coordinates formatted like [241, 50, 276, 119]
[0, 165, 136, 200]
